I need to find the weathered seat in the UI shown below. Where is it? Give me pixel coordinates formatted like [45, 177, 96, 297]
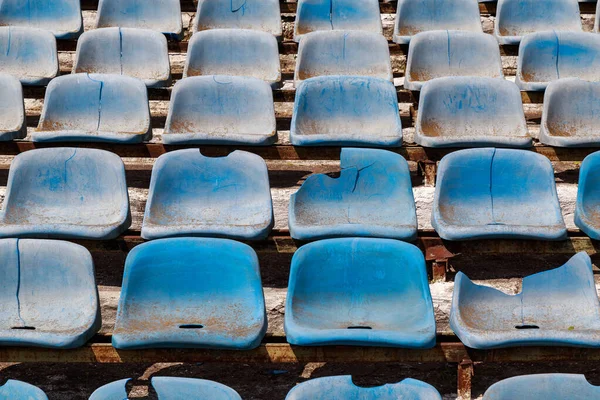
[483, 374, 600, 399]
[112, 238, 267, 350]
[142, 149, 273, 240]
[294, 31, 392, 85]
[33, 74, 151, 143]
[290, 76, 402, 146]
[0, 380, 48, 400]
[495, 0, 581, 44]
[194, 0, 281, 38]
[285, 376, 442, 400]
[432, 148, 566, 240]
[575, 151, 600, 239]
[404, 30, 503, 90]
[73, 27, 171, 88]
[289, 148, 417, 241]
[285, 238, 436, 347]
[0, 27, 58, 86]
[0, 239, 100, 348]
[0, 148, 130, 239]
[164, 76, 276, 145]
[0, 74, 26, 141]
[0, 0, 82, 39]
[416, 77, 529, 147]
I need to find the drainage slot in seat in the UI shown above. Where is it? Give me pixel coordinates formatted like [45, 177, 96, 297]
[11, 326, 35, 330]
[179, 324, 204, 329]
[347, 326, 372, 330]
[514, 324, 539, 330]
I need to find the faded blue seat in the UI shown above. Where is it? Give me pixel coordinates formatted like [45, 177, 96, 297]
[164, 76, 276, 145]
[0, 0, 82, 39]
[142, 149, 273, 240]
[575, 151, 600, 239]
[405, 31, 503, 90]
[432, 148, 566, 240]
[393, 0, 482, 44]
[33, 74, 151, 143]
[416, 77, 530, 147]
[0, 239, 100, 348]
[290, 76, 402, 147]
[286, 376, 442, 400]
[96, 0, 182, 39]
[482, 374, 600, 399]
[112, 238, 267, 350]
[184, 29, 280, 85]
[73, 27, 171, 88]
[0, 27, 58, 86]
[289, 148, 417, 241]
[294, 31, 392, 85]
[0, 380, 48, 400]
[516, 32, 600, 91]
[294, 0, 382, 42]
[0, 74, 26, 141]
[540, 78, 600, 147]
[285, 238, 436, 348]
[90, 377, 242, 400]
[495, 0, 581, 45]
[451, 252, 600, 349]
[194, 0, 281, 38]
[0, 148, 130, 239]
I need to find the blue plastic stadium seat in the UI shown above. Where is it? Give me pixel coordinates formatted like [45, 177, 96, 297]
[285, 238, 436, 347]
[540, 78, 600, 147]
[294, 31, 392, 85]
[393, 0, 482, 44]
[482, 374, 600, 399]
[164, 76, 276, 145]
[0, 239, 100, 348]
[0, 27, 58, 86]
[404, 31, 503, 91]
[112, 238, 267, 349]
[96, 0, 182, 39]
[289, 148, 417, 241]
[142, 149, 273, 240]
[0, 148, 130, 239]
[90, 377, 242, 400]
[516, 32, 600, 91]
[432, 148, 566, 240]
[194, 0, 282, 38]
[0, 0, 82, 39]
[33, 74, 151, 143]
[286, 376, 442, 400]
[575, 151, 600, 239]
[184, 29, 280, 85]
[596, 2, 600, 32]
[451, 252, 600, 348]
[495, 0, 581, 45]
[0, 74, 26, 141]
[294, 0, 382, 42]
[290, 76, 402, 147]
[416, 77, 530, 147]
[0, 380, 48, 400]
[73, 27, 171, 88]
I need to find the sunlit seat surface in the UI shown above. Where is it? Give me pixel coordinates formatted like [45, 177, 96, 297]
[0, 74, 26, 141]
[0, 380, 48, 400]
[482, 374, 600, 399]
[0, 0, 82, 39]
[194, 0, 281, 37]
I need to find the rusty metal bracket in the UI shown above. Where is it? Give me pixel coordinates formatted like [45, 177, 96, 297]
[418, 160, 437, 187]
[431, 260, 448, 282]
[457, 358, 474, 400]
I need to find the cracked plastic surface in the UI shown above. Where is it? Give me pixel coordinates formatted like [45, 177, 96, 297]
[290, 76, 402, 146]
[0, 380, 48, 399]
[0, 239, 100, 348]
[0, 27, 58, 86]
[285, 237, 436, 347]
[516, 32, 600, 91]
[164, 76, 276, 145]
[393, 0, 482, 44]
[495, 0, 581, 45]
[404, 30, 503, 90]
[0, 0, 82, 39]
[0, 148, 130, 239]
[74, 27, 171, 88]
[142, 149, 273, 240]
[294, 31, 392, 85]
[112, 238, 267, 350]
[416, 77, 530, 147]
[451, 252, 600, 348]
[289, 148, 417, 241]
[432, 148, 567, 240]
[0, 74, 26, 141]
[33, 73, 151, 143]
[194, 0, 281, 38]
[483, 374, 600, 399]
[294, 0, 382, 41]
